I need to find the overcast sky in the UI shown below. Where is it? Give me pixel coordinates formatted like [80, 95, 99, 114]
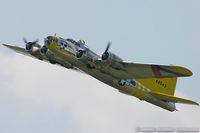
[0, 0, 200, 133]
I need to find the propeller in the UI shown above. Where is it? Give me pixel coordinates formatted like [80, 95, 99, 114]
[102, 42, 111, 60]
[23, 37, 40, 51]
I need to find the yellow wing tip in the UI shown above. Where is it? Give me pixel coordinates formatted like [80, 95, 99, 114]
[175, 66, 193, 77]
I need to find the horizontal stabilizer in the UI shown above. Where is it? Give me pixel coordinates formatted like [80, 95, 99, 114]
[102, 61, 193, 80]
[151, 91, 199, 105]
[122, 63, 193, 78]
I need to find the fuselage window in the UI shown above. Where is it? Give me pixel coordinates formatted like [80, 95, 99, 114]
[59, 39, 68, 48]
[130, 80, 136, 87]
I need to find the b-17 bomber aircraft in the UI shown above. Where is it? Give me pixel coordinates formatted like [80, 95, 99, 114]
[3, 35, 199, 112]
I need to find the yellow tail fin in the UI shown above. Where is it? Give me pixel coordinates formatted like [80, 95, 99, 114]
[137, 78, 177, 95]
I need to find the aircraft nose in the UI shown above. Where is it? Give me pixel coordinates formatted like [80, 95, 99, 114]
[44, 36, 53, 46]
[44, 36, 58, 49]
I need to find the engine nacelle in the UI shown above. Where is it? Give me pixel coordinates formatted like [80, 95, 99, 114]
[40, 46, 48, 54]
[29, 46, 40, 53]
[76, 50, 89, 61]
[102, 52, 123, 62]
[76, 50, 84, 58]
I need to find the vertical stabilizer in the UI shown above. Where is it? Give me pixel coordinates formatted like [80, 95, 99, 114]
[137, 78, 177, 95]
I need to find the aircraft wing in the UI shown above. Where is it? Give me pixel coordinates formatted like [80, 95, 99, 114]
[3, 44, 35, 58]
[151, 91, 199, 105]
[98, 61, 193, 79]
[2, 44, 84, 73]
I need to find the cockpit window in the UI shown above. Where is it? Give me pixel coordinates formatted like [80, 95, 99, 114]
[58, 39, 68, 48]
[47, 36, 53, 42]
[66, 38, 80, 47]
[45, 36, 53, 46]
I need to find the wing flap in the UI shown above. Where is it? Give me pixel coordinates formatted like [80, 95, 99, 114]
[151, 91, 199, 105]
